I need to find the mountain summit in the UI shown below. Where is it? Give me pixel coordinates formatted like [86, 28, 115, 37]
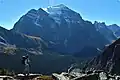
[48, 4, 69, 10]
[12, 4, 114, 54]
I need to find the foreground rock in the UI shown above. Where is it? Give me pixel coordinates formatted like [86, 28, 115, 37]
[73, 73, 99, 80]
[15, 73, 42, 80]
[52, 72, 69, 80]
[52, 70, 120, 80]
[1, 70, 120, 80]
[0, 75, 14, 80]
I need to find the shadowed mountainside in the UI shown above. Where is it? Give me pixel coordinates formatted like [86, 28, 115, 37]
[85, 38, 120, 75]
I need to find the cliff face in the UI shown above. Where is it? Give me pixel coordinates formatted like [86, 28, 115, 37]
[107, 24, 120, 37]
[85, 38, 120, 74]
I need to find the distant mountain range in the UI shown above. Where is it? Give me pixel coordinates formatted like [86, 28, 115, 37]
[0, 4, 120, 74]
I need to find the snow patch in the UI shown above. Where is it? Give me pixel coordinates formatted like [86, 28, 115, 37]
[34, 22, 42, 27]
[42, 8, 49, 13]
[51, 4, 67, 10]
[47, 7, 62, 15]
[34, 16, 42, 27]
[97, 48, 102, 52]
[65, 19, 70, 23]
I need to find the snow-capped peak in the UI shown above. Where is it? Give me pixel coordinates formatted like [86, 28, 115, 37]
[42, 8, 49, 13]
[41, 4, 68, 14]
[51, 4, 68, 9]
[47, 4, 69, 14]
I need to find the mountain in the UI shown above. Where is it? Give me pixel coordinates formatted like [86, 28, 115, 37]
[94, 21, 117, 42]
[1, 4, 120, 75]
[0, 26, 47, 54]
[12, 4, 110, 54]
[107, 24, 120, 37]
[0, 26, 85, 74]
[84, 38, 120, 75]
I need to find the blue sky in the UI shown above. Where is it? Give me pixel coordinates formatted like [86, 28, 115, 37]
[0, 0, 120, 29]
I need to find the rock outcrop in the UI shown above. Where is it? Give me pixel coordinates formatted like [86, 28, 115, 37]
[52, 70, 120, 80]
[85, 38, 120, 75]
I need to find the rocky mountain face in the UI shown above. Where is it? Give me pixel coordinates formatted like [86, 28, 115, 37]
[94, 21, 117, 42]
[12, 4, 110, 54]
[107, 24, 120, 38]
[0, 26, 47, 54]
[85, 38, 120, 75]
[94, 21, 120, 39]
[0, 26, 84, 74]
